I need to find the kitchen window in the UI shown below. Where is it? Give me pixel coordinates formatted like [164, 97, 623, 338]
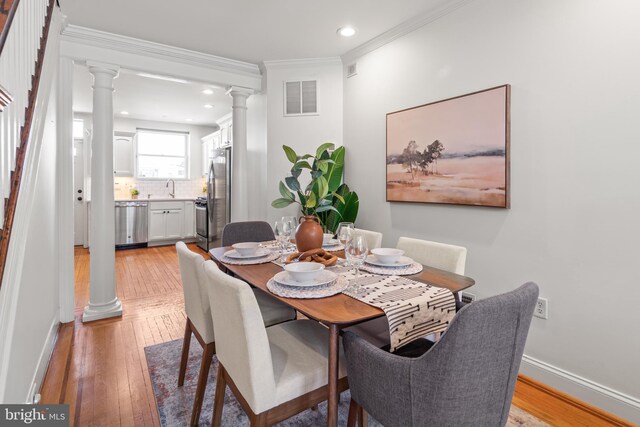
[136, 129, 189, 179]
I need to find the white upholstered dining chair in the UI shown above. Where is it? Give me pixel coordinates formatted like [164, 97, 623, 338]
[354, 228, 383, 250]
[175, 242, 296, 426]
[346, 237, 468, 348]
[202, 260, 348, 427]
[396, 236, 467, 275]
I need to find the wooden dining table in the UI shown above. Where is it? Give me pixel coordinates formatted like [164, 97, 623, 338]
[209, 246, 476, 427]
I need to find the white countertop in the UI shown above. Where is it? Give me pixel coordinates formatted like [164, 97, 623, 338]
[87, 197, 201, 203]
[116, 197, 200, 202]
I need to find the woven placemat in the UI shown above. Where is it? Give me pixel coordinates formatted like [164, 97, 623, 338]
[267, 275, 349, 299]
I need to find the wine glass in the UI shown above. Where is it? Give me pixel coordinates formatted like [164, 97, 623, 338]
[336, 222, 355, 245]
[281, 216, 297, 250]
[345, 232, 369, 296]
[274, 221, 292, 262]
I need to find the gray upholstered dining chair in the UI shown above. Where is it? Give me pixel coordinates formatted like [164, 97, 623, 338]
[221, 221, 276, 246]
[343, 282, 539, 427]
[175, 242, 296, 426]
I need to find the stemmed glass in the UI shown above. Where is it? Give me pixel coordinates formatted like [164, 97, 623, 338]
[345, 232, 369, 296]
[274, 220, 292, 262]
[336, 222, 354, 245]
[281, 216, 297, 250]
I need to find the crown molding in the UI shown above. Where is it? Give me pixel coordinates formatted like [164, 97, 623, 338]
[61, 25, 261, 78]
[341, 0, 476, 64]
[261, 57, 342, 71]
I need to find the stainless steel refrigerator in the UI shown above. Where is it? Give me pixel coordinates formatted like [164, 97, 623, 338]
[196, 147, 231, 251]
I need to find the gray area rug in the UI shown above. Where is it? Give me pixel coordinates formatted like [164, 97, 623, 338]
[144, 338, 548, 426]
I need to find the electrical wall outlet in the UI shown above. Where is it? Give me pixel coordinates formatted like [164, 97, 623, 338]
[461, 292, 477, 304]
[534, 297, 548, 319]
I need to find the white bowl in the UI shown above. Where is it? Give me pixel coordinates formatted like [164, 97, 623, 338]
[232, 242, 260, 256]
[323, 233, 334, 245]
[371, 248, 405, 264]
[284, 262, 325, 283]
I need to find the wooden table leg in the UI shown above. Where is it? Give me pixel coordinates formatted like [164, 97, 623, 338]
[327, 323, 340, 427]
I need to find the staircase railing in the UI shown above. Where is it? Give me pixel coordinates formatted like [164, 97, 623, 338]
[0, 0, 56, 288]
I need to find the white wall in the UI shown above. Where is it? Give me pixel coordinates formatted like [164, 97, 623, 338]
[263, 59, 343, 225]
[343, 0, 640, 421]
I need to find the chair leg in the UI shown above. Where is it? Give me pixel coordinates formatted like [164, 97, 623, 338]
[178, 319, 192, 387]
[347, 399, 359, 427]
[358, 407, 368, 427]
[211, 364, 227, 427]
[191, 342, 215, 426]
[250, 412, 267, 427]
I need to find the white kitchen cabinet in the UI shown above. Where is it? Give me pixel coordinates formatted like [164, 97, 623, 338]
[201, 131, 222, 176]
[165, 210, 184, 239]
[184, 201, 195, 237]
[148, 209, 167, 241]
[147, 200, 196, 242]
[113, 133, 134, 176]
[148, 201, 185, 241]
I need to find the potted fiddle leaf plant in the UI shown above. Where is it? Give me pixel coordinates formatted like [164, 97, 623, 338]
[130, 188, 139, 200]
[271, 143, 359, 250]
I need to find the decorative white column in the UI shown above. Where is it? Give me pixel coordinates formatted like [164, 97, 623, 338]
[83, 61, 122, 322]
[226, 86, 253, 222]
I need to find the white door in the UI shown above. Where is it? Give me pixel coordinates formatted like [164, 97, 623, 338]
[73, 140, 85, 246]
[148, 210, 166, 241]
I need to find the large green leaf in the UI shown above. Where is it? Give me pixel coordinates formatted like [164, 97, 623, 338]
[293, 160, 312, 170]
[305, 192, 317, 208]
[279, 181, 294, 200]
[317, 176, 329, 200]
[272, 198, 295, 208]
[285, 176, 301, 192]
[325, 184, 359, 233]
[316, 142, 335, 158]
[283, 145, 298, 163]
[323, 146, 345, 193]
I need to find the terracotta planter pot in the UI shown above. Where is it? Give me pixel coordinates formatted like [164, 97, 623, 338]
[295, 215, 323, 252]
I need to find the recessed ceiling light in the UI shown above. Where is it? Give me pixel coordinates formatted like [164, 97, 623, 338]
[185, 118, 193, 122]
[337, 26, 356, 37]
[137, 72, 188, 84]
[202, 89, 214, 95]
[204, 104, 213, 109]
[120, 111, 129, 115]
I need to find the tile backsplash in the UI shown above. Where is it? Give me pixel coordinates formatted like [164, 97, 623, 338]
[114, 177, 207, 200]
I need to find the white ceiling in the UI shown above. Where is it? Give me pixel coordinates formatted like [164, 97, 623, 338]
[60, 0, 454, 64]
[73, 65, 232, 125]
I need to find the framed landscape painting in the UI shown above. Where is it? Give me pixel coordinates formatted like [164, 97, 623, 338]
[386, 85, 510, 208]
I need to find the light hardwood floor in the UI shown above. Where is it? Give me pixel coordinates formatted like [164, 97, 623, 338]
[39, 245, 634, 427]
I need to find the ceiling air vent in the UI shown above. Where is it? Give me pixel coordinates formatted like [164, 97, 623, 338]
[284, 80, 318, 116]
[347, 63, 357, 78]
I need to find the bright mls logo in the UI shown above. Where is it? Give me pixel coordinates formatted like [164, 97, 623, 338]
[0, 405, 69, 426]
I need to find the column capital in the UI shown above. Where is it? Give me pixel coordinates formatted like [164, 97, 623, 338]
[86, 61, 120, 78]
[226, 86, 253, 99]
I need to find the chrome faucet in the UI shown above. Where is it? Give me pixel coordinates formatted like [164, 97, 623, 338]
[166, 179, 175, 198]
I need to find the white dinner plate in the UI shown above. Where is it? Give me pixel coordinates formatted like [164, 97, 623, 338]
[322, 239, 341, 247]
[224, 248, 271, 259]
[364, 255, 414, 267]
[273, 270, 337, 288]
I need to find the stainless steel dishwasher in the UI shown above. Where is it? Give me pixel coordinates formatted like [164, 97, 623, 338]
[115, 201, 148, 249]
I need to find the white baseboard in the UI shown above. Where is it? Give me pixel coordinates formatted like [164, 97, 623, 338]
[520, 354, 640, 424]
[25, 314, 60, 403]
